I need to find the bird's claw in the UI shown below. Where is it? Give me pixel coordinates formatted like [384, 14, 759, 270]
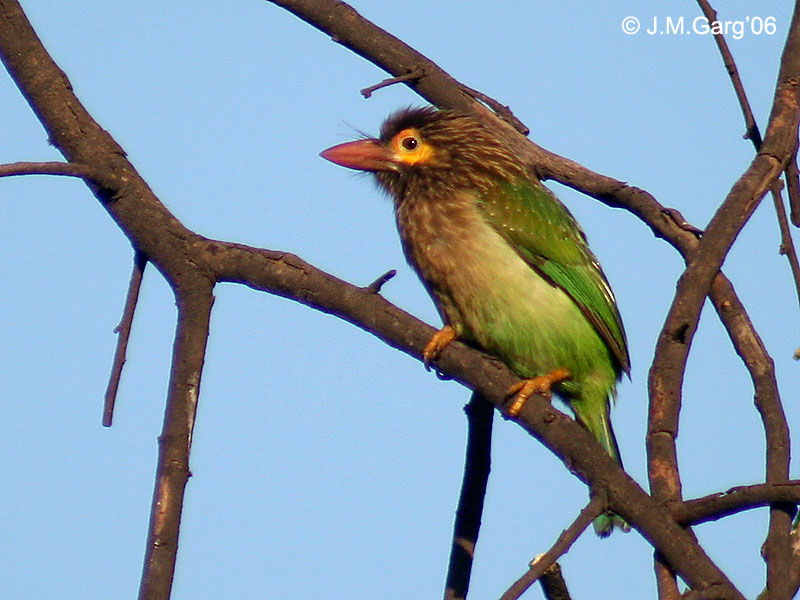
[506, 368, 570, 418]
[422, 325, 456, 371]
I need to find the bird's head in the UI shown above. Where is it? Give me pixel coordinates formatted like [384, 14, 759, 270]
[320, 107, 527, 201]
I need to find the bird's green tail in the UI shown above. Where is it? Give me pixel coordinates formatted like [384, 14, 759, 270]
[571, 398, 630, 537]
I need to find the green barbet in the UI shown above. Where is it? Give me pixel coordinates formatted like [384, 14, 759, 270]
[321, 107, 630, 535]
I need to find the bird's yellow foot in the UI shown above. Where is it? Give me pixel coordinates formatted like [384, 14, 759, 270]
[423, 325, 456, 370]
[506, 368, 571, 418]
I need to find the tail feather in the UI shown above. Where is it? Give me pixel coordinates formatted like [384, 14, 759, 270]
[573, 399, 622, 466]
[571, 397, 630, 537]
[593, 512, 630, 537]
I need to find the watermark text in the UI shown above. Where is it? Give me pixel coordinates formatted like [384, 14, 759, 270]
[621, 15, 777, 39]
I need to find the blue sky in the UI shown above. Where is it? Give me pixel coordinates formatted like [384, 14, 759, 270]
[2, 1, 798, 598]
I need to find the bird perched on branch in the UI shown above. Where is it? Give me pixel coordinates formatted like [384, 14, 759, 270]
[321, 107, 630, 536]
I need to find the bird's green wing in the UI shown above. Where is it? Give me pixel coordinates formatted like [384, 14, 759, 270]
[476, 179, 630, 374]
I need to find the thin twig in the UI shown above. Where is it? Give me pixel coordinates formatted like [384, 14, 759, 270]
[498, 497, 603, 600]
[772, 187, 800, 319]
[364, 269, 396, 293]
[662, 207, 703, 236]
[0, 160, 104, 181]
[674, 481, 800, 525]
[458, 83, 529, 135]
[786, 154, 800, 227]
[103, 251, 147, 427]
[360, 68, 424, 98]
[696, 0, 762, 145]
[444, 393, 493, 600]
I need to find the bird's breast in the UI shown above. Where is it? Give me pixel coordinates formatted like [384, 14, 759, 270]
[393, 189, 605, 380]
[395, 191, 489, 301]
[395, 190, 558, 327]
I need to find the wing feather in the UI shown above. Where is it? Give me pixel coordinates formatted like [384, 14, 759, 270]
[476, 180, 630, 374]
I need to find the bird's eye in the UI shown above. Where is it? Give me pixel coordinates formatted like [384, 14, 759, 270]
[391, 129, 432, 165]
[400, 136, 418, 151]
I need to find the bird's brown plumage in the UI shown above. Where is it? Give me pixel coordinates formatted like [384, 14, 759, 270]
[321, 108, 630, 535]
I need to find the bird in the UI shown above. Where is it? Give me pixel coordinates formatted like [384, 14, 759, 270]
[320, 107, 630, 536]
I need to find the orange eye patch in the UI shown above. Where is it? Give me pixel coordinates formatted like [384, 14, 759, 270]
[390, 128, 435, 165]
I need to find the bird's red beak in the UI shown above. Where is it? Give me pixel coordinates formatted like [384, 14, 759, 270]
[320, 139, 395, 172]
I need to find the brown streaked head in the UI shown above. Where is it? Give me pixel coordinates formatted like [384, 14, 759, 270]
[320, 107, 527, 200]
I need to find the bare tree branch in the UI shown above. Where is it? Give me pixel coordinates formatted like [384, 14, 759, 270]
[772, 186, 800, 327]
[498, 497, 603, 600]
[691, 4, 798, 595]
[789, 521, 800, 594]
[103, 251, 147, 427]
[0, 0, 755, 596]
[786, 153, 800, 226]
[0, 160, 108, 183]
[360, 67, 424, 98]
[655, 556, 681, 600]
[457, 82, 529, 135]
[138, 285, 215, 600]
[675, 482, 800, 525]
[444, 393, 493, 600]
[268, 0, 474, 110]
[364, 268, 397, 293]
[538, 563, 572, 600]
[639, 6, 800, 597]
[0, 3, 224, 597]
[4, 0, 797, 598]
[212, 242, 746, 598]
[695, 0, 763, 145]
